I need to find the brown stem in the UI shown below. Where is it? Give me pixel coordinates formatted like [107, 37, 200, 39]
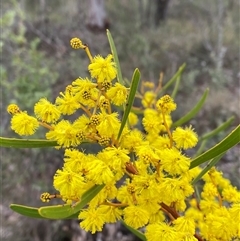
[194, 233, 204, 241]
[160, 202, 179, 219]
[160, 202, 204, 241]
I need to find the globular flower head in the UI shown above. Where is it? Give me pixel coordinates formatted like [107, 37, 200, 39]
[158, 177, 194, 206]
[120, 129, 144, 151]
[142, 91, 156, 108]
[106, 83, 128, 106]
[156, 95, 176, 114]
[85, 158, 114, 184]
[128, 112, 138, 127]
[71, 77, 98, 107]
[173, 216, 196, 235]
[159, 148, 191, 175]
[79, 208, 105, 234]
[55, 87, 80, 115]
[98, 95, 110, 110]
[34, 98, 61, 123]
[7, 104, 21, 115]
[98, 205, 122, 223]
[70, 37, 85, 49]
[53, 167, 85, 200]
[88, 54, 117, 83]
[200, 207, 237, 241]
[96, 112, 120, 138]
[172, 125, 198, 149]
[63, 149, 87, 173]
[46, 120, 84, 147]
[145, 223, 178, 241]
[123, 205, 150, 229]
[11, 112, 39, 135]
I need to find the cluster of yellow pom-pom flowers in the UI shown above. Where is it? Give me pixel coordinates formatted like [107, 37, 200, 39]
[7, 37, 240, 241]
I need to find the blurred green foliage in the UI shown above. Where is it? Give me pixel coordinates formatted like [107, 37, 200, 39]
[1, 8, 58, 113]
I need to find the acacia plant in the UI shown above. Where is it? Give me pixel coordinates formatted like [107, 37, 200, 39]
[1, 31, 239, 241]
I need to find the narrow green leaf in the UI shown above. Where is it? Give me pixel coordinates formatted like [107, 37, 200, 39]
[10, 204, 44, 219]
[64, 212, 80, 219]
[39, 184, 104, 219]
[117, 68, 141, 140]
[0, 137, 58, 148]
[192, 152, 226, 185]
[194, 117, 234, 157]
[121, 221, 146, 241]
[39, 204, 76, 219]
[106, 29, 123, 85]
[10, 204, 80, 219]
[171, 76, 180, 99]
[172, 89, 209, 127]
[194, 186, 201, 202]
[194, 139, 208, 157]
[81, 184, 105, 203]
[158, 63, 186, 95]
[190, 125, 240, 169]
[200, 116, 234, 141]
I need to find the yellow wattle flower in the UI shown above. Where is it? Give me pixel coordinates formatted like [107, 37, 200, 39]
[88, 54, 117, 83]
[11, 112, 39, 135]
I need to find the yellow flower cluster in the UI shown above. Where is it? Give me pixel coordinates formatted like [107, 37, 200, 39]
[7, 37, 240, 240]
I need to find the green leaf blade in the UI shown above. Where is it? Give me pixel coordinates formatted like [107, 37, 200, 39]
[191, 152, 226, 185]
[10, 204, 44, 219]
[106, 29, 123, 85]
[190, 125, 240, 169]
[172, 89, 209, 127]
[171, 76, 181, 99]
[39, 204, 76, 219]
[39, 184, 105, 219]
[159, 63, 186, 94]
[200, 116, 234, 141]
[117, 68, 141, 140]
[121, 221, 146, 241]
[0, 137, 57, 148]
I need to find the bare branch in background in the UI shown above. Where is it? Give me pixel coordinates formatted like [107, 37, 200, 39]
[86, 0, 110, 32]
